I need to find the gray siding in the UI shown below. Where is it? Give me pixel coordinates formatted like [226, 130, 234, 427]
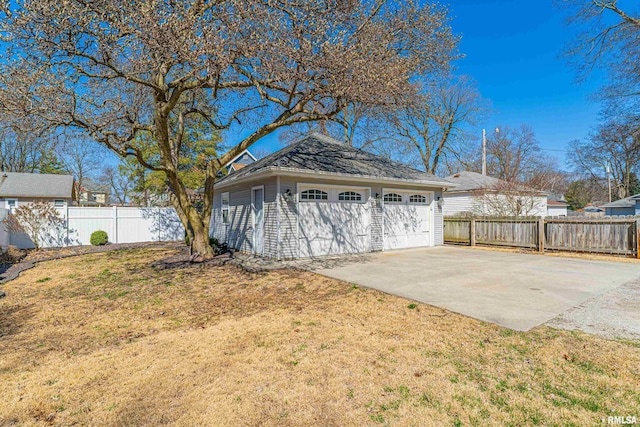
[278, 178, 299, 259]
[211, 178, 279, 257]
[434, 189, 444, 245]
[370, 185, 383, 251]
[606, 207, 635, 216]
[263, 179, 278, 258]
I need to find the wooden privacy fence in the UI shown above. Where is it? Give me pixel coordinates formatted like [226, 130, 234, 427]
[444, 217, 640, 257]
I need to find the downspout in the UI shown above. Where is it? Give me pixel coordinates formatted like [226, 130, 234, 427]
[276, 175, 281, 260]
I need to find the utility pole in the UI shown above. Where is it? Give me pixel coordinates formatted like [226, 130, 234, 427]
[482, 129, 487, 176]
[606, 164, 612, 203]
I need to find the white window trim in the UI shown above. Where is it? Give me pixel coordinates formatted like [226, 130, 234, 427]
[338, 191, 362, 202]
[297, 183, 370, 204]
[221, 192, 230, 225]
[409, 194, 428, 204]
[300, 189, 329, 201]
[6, 198, 18, 211]
[383, 193, 403, 204]
[251, 185, 265, 255]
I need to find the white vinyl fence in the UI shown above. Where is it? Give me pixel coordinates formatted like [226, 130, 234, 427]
[0, 206, 185, 249]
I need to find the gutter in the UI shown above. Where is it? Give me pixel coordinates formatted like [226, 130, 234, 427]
[214, 166, 457, 190]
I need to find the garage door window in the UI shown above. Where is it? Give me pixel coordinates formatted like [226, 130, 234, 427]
[383, 193, 402, 203]
[338, 191, 362, 201]
[301, 189, 328, 201]
[409, 194, 427, 204]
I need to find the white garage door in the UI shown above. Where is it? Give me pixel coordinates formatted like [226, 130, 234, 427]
[383, 190, 432, 250]
[298, 186, 371, 258]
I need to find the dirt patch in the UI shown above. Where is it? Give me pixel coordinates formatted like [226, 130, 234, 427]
[1, 247, 639, 426]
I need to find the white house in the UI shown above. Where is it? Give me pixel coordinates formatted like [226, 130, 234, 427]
[443, 171, 547, 217]
[547, 200, 569, 217]
[0, 172, 75, 213]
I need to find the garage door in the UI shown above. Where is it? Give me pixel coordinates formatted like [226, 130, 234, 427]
[383, 190, 432, 250]
[298, 186, 371, 258]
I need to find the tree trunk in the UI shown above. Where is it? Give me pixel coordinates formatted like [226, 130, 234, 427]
[167, 176, 215, 258]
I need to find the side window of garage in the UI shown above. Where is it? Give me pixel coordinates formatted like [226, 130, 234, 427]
[338, 191, 362, 201]
[301, 189, 328, 201]
[383, 193, 402, 203]
[409, 194, 427, 204]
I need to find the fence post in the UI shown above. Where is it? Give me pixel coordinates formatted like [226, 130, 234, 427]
[470, 218, 476, 247]
[113, 205, 118, 244]
[65, 203, 70, 247]
[538, 217, 545, 253]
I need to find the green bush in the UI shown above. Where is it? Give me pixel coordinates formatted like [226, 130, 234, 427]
[90, 230, 109, 246]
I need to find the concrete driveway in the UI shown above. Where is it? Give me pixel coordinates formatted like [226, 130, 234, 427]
[313, 246, 640, 331]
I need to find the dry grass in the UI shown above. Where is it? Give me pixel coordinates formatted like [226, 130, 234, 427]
[1, 247, 639, 426]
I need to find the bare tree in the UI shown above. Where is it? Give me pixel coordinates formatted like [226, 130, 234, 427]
[560, 0, 640, 106]
[568, 119, 640, 199]
[100, 166, 134, 206]
[0, 113, 61, 173]
[57, 137, 104, 203]
[389, 75, 486, 174]
[485, 125, 544, 182]
[278, 102, 389, 151]
[0, 0, 459, 257]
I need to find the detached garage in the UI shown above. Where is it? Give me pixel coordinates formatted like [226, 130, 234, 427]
[212, 133, 455, 259]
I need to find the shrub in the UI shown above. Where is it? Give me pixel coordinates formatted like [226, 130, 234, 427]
[209, 237, 219, 248]
[90, 230, 109, 246]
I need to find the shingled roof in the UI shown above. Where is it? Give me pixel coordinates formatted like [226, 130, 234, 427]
[0, 172, 75, 199]
[445, 171, 501, 192]
[216, 133, 455, 188]
[601, 194, 640, 209]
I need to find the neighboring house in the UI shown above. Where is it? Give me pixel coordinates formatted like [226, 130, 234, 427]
[601, 194, 640, 216]
[443, 171, 547, 217]
[211, 133, 455, 259]
[224, 149, 257, 174]
[78, 178, 111, 206]
[547, 200, 569, 217]
[0, 172, 75, 213]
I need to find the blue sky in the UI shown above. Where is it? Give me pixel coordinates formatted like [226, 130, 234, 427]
[250, 0, 603, 166]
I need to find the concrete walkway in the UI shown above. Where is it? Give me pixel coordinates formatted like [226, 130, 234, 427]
[312, 246, 640, 331]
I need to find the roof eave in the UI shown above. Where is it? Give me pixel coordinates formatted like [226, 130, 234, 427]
[215, 167, 457, 190]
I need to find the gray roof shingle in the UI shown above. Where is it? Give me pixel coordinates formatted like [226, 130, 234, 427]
[601, 194, 640, 209]
[0, 172, 74, 199]
[445, 171, 502, 192]
[216, 133, 454, 187]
